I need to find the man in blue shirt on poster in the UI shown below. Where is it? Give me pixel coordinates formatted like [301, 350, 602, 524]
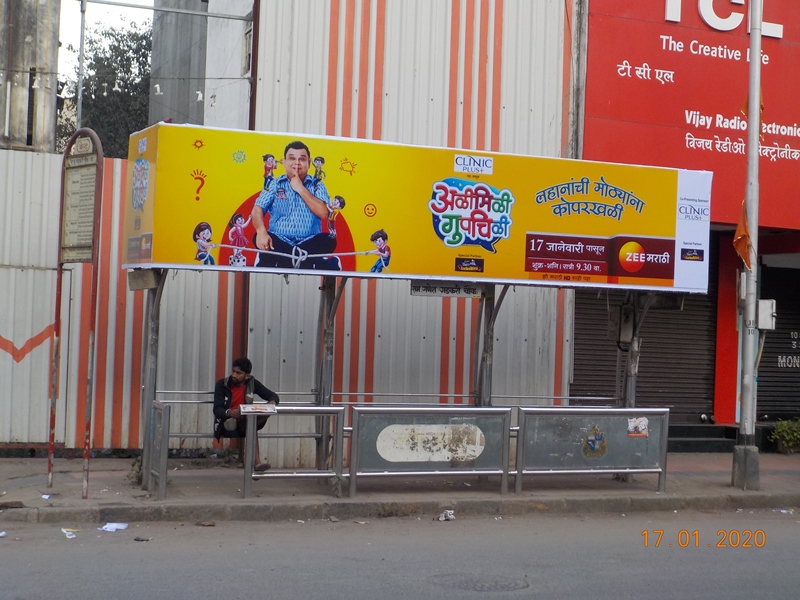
[251, 140, 340, 270]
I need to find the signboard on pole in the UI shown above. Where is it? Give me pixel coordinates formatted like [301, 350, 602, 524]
[123, 123, 712, 292]
[60, 137, 99, 263]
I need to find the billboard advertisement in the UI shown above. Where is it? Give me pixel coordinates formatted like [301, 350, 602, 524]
[583, 0, 800, 229]
[123, 124, 712, 292]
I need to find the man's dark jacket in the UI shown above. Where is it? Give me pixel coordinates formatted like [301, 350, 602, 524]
[213, 375, 279, 440]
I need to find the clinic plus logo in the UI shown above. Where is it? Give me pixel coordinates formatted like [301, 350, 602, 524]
[665, 0, 784, 39]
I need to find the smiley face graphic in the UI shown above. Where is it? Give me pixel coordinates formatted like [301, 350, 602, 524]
[364, 203, 377, 217]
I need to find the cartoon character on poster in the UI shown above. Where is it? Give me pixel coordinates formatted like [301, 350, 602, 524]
[193, 222, 216, 265]
[262, 153, 277, 189]
[313, 156, 326, 181]
[328, 195, 345, 238]
[228, 212, 252, 266]
[369, 229, 391, 273]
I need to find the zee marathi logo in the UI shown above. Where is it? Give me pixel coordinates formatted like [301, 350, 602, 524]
[429, 178, 515, 251]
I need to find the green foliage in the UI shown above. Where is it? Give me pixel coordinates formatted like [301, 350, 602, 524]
[768, 419, 800, 453]
[59, 20, 151, 158]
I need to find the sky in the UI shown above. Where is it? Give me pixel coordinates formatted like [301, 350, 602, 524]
[58, 0, 154, 80]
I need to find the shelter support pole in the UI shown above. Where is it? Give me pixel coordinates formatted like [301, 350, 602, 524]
[622, 293, 655, 410]
[733, 0, 763, 491]
[140, 270, 166, 490]
[621, 292, 655, 483]
[624, 336, 640, 409]
[471, 293, 485, 401]
[476, 285, 494, 407]
[476, 284, 508, 407]
[317, 277, 346, 471]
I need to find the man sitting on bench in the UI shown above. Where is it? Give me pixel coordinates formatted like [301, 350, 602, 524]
[213, 357, 279, 471]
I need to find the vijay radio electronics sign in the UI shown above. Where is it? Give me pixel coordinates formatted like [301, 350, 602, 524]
[583, 0, 800, 228]
[123, 123, 712, 292]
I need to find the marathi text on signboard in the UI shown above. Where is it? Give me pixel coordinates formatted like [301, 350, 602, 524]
[61, 152, 98, 263]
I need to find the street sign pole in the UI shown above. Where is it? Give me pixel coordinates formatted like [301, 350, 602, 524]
[733, 0, 762, 491]
[47, 129, 104, 496]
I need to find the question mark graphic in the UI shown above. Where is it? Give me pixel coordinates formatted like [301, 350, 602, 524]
[191, 169, 207, 201]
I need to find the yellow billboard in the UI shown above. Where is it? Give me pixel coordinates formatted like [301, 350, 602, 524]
[123, 124, 712, 292]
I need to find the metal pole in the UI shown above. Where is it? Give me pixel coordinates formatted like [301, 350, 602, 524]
[471, 292, 485, 398]
[478, 284, 496, 407]
[348, 408, 360, 497]
[76, 0, 87, 129]
[624, 336, 640, 408]
[140, 271, 166, 489]
[316, 277, 335, 469]
[81, 131, 105, 500]
[733, 0, 763, 491]
[243, 413, 256, 498]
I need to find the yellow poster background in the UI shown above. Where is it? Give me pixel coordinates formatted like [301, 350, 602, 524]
[123, 124, 691, 288]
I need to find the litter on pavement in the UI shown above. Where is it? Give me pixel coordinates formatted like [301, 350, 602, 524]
[61, 528, 77, 539]
[98, 523, 128, 532]
[438, 510, 456, 521]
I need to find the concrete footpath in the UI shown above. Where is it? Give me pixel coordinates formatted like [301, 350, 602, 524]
[1, 453, 799, 524]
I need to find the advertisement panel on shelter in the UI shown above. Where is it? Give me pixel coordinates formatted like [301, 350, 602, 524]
[583, 0, 800, 228]
[123, 124, 712, 292]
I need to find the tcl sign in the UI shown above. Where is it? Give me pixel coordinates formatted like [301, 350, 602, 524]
[665, 0, 784, 38]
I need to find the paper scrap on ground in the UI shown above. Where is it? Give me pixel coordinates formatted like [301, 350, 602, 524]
[0, 531, 6, 538]
[61, 528, 76, 539]
[98, 523, 128, 532]
[42, 495, 50, 500]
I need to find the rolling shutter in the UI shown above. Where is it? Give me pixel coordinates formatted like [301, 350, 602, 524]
[755, 266, 800, 419]
[571, 236, 718, 419]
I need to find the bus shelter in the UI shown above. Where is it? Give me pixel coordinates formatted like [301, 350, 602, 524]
[121, 125, 710, 494]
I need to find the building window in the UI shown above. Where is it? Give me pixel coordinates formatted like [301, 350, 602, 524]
[243, 22, 253, 76]
[27, 67, 37, 146]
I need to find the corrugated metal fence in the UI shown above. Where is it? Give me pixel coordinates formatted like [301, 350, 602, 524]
[1, 0, 568, 466]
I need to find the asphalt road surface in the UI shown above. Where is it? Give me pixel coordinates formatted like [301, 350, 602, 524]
[1, 509, 798, 599]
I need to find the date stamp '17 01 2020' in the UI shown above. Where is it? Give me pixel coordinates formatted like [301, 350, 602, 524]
[642, 530, 766, 548]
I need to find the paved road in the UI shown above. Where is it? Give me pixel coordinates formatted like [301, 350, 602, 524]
[1, 509, 798, 599]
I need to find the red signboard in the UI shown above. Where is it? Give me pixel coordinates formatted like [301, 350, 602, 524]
[583, 0, 800, 229]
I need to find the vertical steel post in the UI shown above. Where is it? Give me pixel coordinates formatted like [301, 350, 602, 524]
[658, 411, 670, 493]
[471, 293, 485, 401]
[51, 129, 103, 490]
[317, 277, 337, 470]
[477, 285, 495, 407]
[140, 271, 166, 489]
[76, 0, 87, 129]
[733, 0, 763, 490]
[515, 409, 527, 494]
[81, 132, 104, 500]
[501, 410, 511, 495]
[243, 414, 256, 498]
[624, 336, 640, 409]
[333, 408, 344, 498]
[348, 408, 360, 498]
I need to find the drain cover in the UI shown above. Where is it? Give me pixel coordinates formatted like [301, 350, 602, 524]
[429, 573, 530, 592]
